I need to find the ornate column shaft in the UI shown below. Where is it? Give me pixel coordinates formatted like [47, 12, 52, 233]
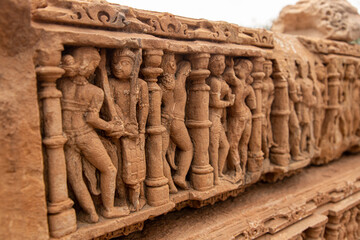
[248, 57, 265, 172]
[319, 60, 340, 163]
[270, 71, 291, 166]
[304, 225, 325, 240]
[141, 49, 169, 206]
[186, 53, 214, 191]
[36, 56, 77, 237]
[325, 215, 341, 240]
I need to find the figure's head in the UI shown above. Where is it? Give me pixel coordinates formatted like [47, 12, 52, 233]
[263, 60, 273, 78]
[234, 59, 253, 81]
[209, 55, 226, 77]
[63, 47, 100, 78]
[112, 48, 135, 80]
[315, 62, 326, 82]
[161, 52, 176, 75]
[345, 63, 356, 80]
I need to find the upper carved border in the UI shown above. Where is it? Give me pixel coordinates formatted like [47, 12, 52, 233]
[298, 36, 360, 58]
[31, 0, 274, 48]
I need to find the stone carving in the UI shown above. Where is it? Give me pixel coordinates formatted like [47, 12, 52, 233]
[58, 47, 129, 222]
[272, 0, 360, 42]
[207, 54, 235, 185]
[21, 0, 360, 239]
[224, 58, 256, 182]
[261, 60, 275, 160]
[106, 48, 149, 212]
[33, 0, 128, 29]
[295, 61, 316, 157]
[159, 52, 193, 193]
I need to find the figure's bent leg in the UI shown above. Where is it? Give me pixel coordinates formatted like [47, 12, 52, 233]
[128, 183, 141, 212]
[218, 125, 230, 185]
[289, 110, 303, 160]
[209, 118, 220, 185]
[162, 127, 177, 193]
[79, 132, 129, 218]
[240, 119, 252, 174]
[65, 142, 99, 223]
[226, 117, 243, 180]
[170, 120, 193, 189]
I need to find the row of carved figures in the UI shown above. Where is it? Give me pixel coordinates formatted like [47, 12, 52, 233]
[56, 46, 360, 223]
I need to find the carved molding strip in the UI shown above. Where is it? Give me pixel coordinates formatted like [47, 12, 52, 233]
[298, 36, 360, 57]
[31, 0, 274, 48]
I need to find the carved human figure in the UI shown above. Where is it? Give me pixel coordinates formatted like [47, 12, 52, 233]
[288, 68, 304, 161]
[353, 64, 360, 137]
[344, 64, 356, 136]
[338, 63, 355, 138]
[261, 60, 275, 159]
[223, 59, 256, 182]
[346, 207, 359, 240]
[159, 52, 193, 193]
[207, 54, 235, 185]
[313, 62, 327, 149]
[339, 210, 351, 239]
[59, 47, 129, 223]
[108, 48, 149, 211]
[296, 62, 316, 155]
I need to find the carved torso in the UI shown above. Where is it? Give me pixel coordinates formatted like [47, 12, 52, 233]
[59, 77, 103, 132]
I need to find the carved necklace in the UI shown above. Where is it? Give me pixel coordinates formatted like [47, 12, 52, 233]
[72, 76, 88, 85]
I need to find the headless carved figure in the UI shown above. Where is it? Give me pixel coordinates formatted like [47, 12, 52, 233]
[313, 62, 327, 149]
[353, 66, 360, 137]
[109, 48, 149, 212]
[160, 53, 193, 193]
[262, 61, 275, 159]
[296, 62, 316, 155]
[59, 47, 129, 223]
[224, 59, 256, 182]
[344, 64, 356, 137]
[207, 55, 235, 185]
[288, 69, 304, 161]
[346, 208, 359, 240]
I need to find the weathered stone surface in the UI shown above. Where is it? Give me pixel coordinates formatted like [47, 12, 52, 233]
[2, 0, 360, 239]
[272, 0, 360, 42]
[0, 0, 48, 240]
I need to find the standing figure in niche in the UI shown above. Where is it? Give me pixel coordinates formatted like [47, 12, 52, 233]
[296, 62, 316, 155]
[224, 59, 256, 182]
[353, 64, 360, 136]
[288, 68, 304, 161]
[59, 47, 129, 223]
[159, 52, 193, 193]
[261, 60, 275, 159]
[344, 64, 356, 136]
[109, 48, 149, 211]
[346, 207, 359, 240]
[207, 54, 235, 185]
[313, 61, 327, 150]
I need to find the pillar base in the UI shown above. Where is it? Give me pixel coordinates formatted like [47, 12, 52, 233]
[270, 152, 290, 166]
[190, 165, 214, 191]
[48, 208, 77, 238]
[145, 177, 169, 207]
[247, 151, 264, 172]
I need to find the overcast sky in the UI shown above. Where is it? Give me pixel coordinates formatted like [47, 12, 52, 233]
[107, 0, 360, 28]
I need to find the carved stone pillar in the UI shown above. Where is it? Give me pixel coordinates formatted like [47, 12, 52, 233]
[247, 57, 265, 173]
[186, 53, 214, 191]
[36, 50, 77, 238]
[304, 225, 324, 240]
[319, 60, 340, 163]
[270, 70, 291, 166]
[325, 215, 341, 240]
[141, 49, 169, 206]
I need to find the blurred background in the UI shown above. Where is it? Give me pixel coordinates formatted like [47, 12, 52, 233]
[107, 0, 360, 29]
